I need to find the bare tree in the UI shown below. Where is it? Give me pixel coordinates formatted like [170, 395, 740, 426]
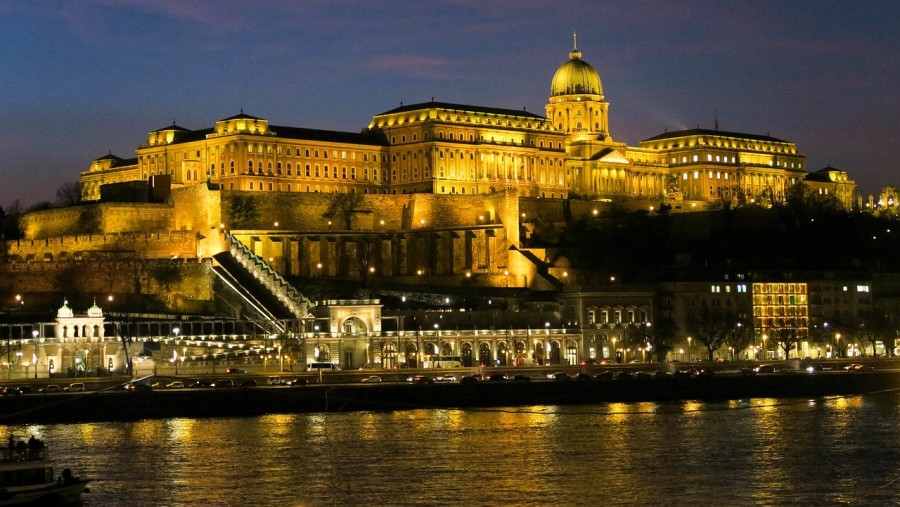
[684, 305, 732, 361]
[323, 192, 366, 230]
[56, 181, 83, 207]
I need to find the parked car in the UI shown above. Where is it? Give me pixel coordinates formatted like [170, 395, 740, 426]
[488, 373, 509, 382]
[844, 363, 872, 372]
[285, 378, 308, 386]
[551, 372, 570, 381]
[513, 374, 531, 382]
[361, 375, 383, 383]
[43, 385, 61, 393]
[166, 381, 185, 388]
[240, 379, 258, 387]
[435, 374, 457, 383]
[575, 372, 594, 381]
[752, 364, 776, 374]
[213, 379, 234, 388]
[595, 371, 615, 381]
[408, 375, 435, 384]
[225, 368, 246, 374]
[461, 374, 481, 384]
[65, 383, 85, 392]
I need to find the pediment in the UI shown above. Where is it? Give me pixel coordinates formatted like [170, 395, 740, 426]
[590, 148, 630, 164]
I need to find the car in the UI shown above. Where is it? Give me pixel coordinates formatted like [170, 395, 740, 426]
[285, 378, 308, 386]
[655, 370, 673, 378]
[551, 372, 570, 381]
[460, 374, 481, 384]
[361, 375, 383, 383]
[752, 365, 776, 374]
[595, 371, 615, 381]
[805, 364, 824, 373]
[189, 380, 212, 388]
[513, 374, 531, 382]
[225, 368, 246, 374]
[408, 375, 435, 384]
[616, 371, 635, 380]
[65, 383, 85, 392]
[267, 376, 286, 386]
[635, 371, 653, 380]
[1, 386, 22, 396]
[240, 379, 258, 387]
[488, 373, 509, 382]
[214, 379, 235, 388]
[166, 381, 185, 388]
[124, 383, 151, 392]
[43, 384, 61, 393]
[14, 385, 33, 395]
[435, 374, 457, 383]
[844, 363, 873, 372]
[575, 372, 594, 381]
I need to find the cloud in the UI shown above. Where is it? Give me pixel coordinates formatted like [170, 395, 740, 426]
[366, 54, 462, 80]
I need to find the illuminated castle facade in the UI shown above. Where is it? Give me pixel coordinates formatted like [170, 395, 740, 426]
[80, 42, 856, 209]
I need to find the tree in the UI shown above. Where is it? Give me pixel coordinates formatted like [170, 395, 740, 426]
[75, 207, 101, 234]
[56, 181, 83, 207]
[1, 201, 24, 240]
[859, 310, 897, 358]
[323, 192, 366, 230]
[229, 195, 260, 229]
[722, 318, 753, 360]
[151, 263, 182, 307]
[647, 316, 677, 362]
[776, 327, 803, 359]
[684, 305, 732, 361]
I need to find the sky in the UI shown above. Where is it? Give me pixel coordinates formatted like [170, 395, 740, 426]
[1, 0, 898, 209]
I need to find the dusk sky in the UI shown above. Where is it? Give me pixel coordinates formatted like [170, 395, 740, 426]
[2, 0, 897, 209]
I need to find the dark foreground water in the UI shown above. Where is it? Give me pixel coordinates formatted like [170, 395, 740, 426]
[4, 392, 900, 506]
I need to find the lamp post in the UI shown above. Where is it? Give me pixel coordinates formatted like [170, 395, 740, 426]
[173, 327, 180, 375]
[32, 330, 38, 379]
[836, 333, 842, 358]
[687, 336, 692, 362]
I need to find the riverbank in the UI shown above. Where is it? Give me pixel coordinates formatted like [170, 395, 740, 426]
[1, 369, 898, 424]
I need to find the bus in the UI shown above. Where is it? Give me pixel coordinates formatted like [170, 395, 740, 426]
[424, 356, 463, 368]
[307, 362, 340, 371]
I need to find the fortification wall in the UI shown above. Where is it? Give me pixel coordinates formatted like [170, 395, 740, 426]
[7, 231, 198, 261]
[22, 203, 173, 239]
[0, 258, 213, 313]
[173, 184, 222, 233]
[221, 190, 519, 235]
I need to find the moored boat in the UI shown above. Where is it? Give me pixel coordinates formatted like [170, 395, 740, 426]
[0, 438, 89, 505]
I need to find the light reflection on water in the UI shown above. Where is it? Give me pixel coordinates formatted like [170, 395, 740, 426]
[3, 393, 900, 506]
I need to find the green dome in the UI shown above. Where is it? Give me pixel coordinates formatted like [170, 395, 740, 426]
[550, 49, 602, 97]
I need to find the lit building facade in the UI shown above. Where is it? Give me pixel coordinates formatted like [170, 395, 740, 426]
[80, 41, 853, 208]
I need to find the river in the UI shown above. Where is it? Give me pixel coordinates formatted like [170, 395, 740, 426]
[4, 391, 900, 506]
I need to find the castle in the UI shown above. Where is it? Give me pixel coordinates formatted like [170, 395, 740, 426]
[5, 40, 883, 373]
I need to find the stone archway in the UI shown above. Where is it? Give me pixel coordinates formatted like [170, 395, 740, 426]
[341, 316, 368, 336]
[461, 342, 473, 367]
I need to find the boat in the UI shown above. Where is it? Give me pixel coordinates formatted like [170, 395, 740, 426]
[0, 438, 89, 505]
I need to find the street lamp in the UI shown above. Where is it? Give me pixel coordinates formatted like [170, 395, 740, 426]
[836, 333, 842, 358]
[32, 330, 38, 380]
[687, 336, 692, 362]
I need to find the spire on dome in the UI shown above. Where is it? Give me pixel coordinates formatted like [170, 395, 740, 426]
[570, 31, 582, 60]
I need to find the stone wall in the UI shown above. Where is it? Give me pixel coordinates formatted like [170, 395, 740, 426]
[7, 231, 198, 262]
[22, 202, 173, 239]
[0, 258, 213, 313]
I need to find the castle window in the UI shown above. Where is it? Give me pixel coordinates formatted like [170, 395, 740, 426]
[276, 162, 282, 174]
[249, 182, 254, 190]
[248, 161, 253, 172]
[230, 161, 235, 173]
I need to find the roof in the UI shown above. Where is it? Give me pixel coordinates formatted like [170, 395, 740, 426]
[375, 101, 546, 120]
[157, 125, 387, 147]
[641, 128, 788, 144]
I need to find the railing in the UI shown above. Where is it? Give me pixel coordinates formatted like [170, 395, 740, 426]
[224, 232, 313, 319]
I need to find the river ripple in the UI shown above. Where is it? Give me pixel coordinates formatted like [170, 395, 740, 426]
[3, 392, 899, 506]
